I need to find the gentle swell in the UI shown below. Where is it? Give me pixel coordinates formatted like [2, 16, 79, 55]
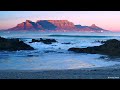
[48, 35, 115, 38]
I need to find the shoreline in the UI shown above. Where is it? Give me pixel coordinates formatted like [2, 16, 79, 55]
[0, 65, 120, 79]
[0, 33, 120, 79]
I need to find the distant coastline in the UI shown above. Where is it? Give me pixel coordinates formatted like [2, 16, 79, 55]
[3, 20, 109, 32]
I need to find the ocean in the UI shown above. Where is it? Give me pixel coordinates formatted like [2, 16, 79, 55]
[0, 31, 120, 70]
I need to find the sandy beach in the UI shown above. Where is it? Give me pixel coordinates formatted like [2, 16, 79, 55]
[0, 65, 120, 79]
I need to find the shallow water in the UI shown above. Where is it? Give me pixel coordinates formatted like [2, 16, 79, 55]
[0, 31, 120, 70]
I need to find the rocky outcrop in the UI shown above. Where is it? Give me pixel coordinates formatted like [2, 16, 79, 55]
[0, 36, 34, 51]
[30, 38, 57, 44]
[68, 39, 120, 56]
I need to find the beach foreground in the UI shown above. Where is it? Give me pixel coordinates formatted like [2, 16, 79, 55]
[0, 32, 120, 79]
[0, 65, 120, 79]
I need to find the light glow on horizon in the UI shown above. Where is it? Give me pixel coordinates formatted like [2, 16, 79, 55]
[0, 11, 120, 31]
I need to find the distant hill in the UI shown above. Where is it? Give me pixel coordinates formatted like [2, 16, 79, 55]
[7, 20, 109, 32]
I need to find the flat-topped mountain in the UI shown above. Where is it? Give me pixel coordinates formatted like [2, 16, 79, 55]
[7, 20, 108, 32]
[8, 20, 76, 30]
[47, 20, 75, 29]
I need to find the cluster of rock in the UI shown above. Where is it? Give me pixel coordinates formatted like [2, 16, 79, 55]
[68, 39, 120, 56]
[0, 36, 58, 51]
[30, 38, 57, 44]
[0, 36, 120, 57]
[0, 37, 34, 51]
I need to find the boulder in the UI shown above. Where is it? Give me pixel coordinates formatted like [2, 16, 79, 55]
[68, 39, 120, 56]
[0, 36, 34, 51]
[40, 38, 57, 44]
[32, 39, 41, 42]
[30, 38, 57, 44]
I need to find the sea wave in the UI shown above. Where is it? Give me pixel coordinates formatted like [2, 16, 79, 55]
[48, 34, 116, 38]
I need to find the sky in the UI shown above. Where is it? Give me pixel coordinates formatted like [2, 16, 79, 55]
[0, 11, 120, 31]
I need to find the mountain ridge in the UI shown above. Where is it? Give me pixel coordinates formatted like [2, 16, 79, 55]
[7, 20, 109, 32]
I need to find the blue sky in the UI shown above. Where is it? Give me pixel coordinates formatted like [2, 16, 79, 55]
[0, 11, 120, 31]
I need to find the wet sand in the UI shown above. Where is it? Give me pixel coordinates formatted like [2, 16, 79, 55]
[0, 65, 120, 79]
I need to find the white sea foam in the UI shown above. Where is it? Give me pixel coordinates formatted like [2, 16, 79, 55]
[0, 31, 120, 70]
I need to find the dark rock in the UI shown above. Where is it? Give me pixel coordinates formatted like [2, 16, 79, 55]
[94, 40, 109, 44]
[68, 39, 120, 56]
[30, 38, 57, 44]
[99, 56, 107, 59]
[40, 38, 57, 44]
[62, 42, 71, 44]
[51, 45, 57, 46]
[32, 39, 41, 42]
[0, 36, 34, 51]
[29, 42, 33, 43]
[58, 48, 61, 49]
[57, 52, 64, 53]
[44, 50, 56, 53]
